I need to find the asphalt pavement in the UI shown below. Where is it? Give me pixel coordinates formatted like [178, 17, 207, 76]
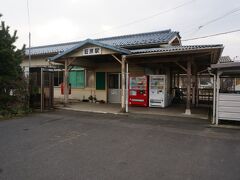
[0, 110, 240, 180]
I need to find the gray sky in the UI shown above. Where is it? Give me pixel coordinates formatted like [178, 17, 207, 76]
[1, 0, 240, 59]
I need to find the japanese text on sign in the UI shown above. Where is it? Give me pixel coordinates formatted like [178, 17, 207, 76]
[83, 47, 102, 55]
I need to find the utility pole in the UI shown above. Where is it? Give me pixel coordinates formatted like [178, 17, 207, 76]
[28, 33, 31, 69]
[0, 14, 2, 30]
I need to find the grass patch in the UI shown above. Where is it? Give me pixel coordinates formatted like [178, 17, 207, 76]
[0, 108, 32, 121]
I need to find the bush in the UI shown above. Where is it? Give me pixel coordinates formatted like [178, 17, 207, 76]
[0, 15, 29, 117]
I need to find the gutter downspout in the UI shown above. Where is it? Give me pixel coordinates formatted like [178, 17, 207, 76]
[208, 68, 216, 124]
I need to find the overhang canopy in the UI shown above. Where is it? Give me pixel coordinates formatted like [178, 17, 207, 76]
[211, 62, 240, 69]
[48, 43, 224, 71]
[128, 44, 223, 64]
[211, 62, 240, 75]
[49, 39, 131, 62]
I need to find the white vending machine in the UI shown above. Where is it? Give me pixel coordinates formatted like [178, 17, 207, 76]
[149, 75, 169, 108]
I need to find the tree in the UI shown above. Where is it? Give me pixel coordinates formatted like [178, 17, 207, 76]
[0, 14, 27, 116]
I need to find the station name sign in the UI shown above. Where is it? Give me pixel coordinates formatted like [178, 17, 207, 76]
[83, 47, 102, 56]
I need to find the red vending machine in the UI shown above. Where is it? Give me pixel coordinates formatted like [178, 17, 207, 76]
[129, 76, 148, 107]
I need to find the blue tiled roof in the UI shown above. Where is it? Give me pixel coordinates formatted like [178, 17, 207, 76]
[49, 39, 131, 61]
[25, 29, 179, 56]
[95, 29, 178, 47]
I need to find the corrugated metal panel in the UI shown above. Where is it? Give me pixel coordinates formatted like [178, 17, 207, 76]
[219, 94, 240, 101]
[219, 107, 240, 113]
[219, 112, 240, 121]
[219, 101, 240, 107]
[218, 93, 240, 121]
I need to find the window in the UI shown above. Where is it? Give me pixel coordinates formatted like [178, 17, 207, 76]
[108, 74, 119, 89]
[69, 70, 85, 88]
[199, 77, 213, 89]
[84, 49, 89, 55]
[220, 77, 240, 93]
[220, 77, 235, 92]
[54, 70, 63, 86]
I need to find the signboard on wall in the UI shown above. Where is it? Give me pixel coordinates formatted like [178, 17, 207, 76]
[83, 47, 102, 56]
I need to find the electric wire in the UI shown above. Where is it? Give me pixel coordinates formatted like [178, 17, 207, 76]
[183, 6, 240, 37]
[182, 29, 240, 41]
[198, 7, 240, 30]
[68, 0, 196, 41]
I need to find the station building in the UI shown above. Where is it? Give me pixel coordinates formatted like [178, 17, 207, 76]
[22, 29, 224, 119]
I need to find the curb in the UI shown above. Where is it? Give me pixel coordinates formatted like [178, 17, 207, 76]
[209, 124, 240, 130]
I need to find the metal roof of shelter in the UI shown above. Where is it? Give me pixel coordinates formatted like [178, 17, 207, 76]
[25, 29, 179, 56]
[219, 56, 233, 63]
[126, 44, 223, 65]
[211, 62, 240, 69]
[211, 62, 240, 75]
[130, 45, 223, 55]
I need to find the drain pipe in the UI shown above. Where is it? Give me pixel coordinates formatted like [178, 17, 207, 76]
[207, 67, 216, 124]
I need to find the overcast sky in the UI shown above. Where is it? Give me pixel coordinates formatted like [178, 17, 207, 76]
[1, 0, 240, 59]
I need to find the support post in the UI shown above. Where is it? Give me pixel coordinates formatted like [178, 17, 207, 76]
[177, 72, 180, 88]
[173, 73, 176, 88]
[40, 68, 44, 112]
[216, 71, 221, 125]
[64, 59, 69, 107]
[185, 59, 192, 115]
[196, 74, 199, 107]
[121, 55, 126, 112]
[212, 74, 216, 124]
[192, 65, 197, 105]
[170, 68, 172, 95]
[51, 69, 54, 108]
[126, 63, 129, 113]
